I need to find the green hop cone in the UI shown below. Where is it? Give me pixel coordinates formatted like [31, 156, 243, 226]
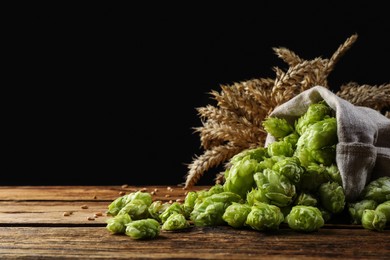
[182, 191, 198, 219]
[348, 200, 378, 224]
[161, 213, 190, 231]
[267, 140, 294, 157]
[257, 156, 285, 172]
[107, 194, 128, 216]
[263, 117, 294, 139]
[190, 191, 242, 226]
[108, 190, 152, 218]
[191, 202, 226, 226]
[106, 213, 132, 234]
[360, 176, 390, 204]
[222, 202, 252, 228]
[245, 202, 284, 231]
[128, 190, 153, 205]
[159, 202, 184, 224]
[195, 184, 224, 205]
[294, 117, 337, 166]
[361, 209, 387, 231]
[230, 146, 268, 164]
[318, 182, 346, 214]
[282, 132, 300, 150]
[148, 201, 171, 222]
[254, 169, 296, 207]
[303, 117, 338, 150]
[223, 155, 258, 199]
[246, 188, 270, 206]
[310, 145, 336, 166]
[286, 205, 325, 232]
[325, 164, 342, 185]
[294, 192, 318, 207]
[295, 100, 333, 135]
[375, 201, 390, 221]
[293, 147, 316, 168]
[118, 199, 150, 220]
[272, 156, 304, 185]
[299, 163, 329, 192]
[125, 218, 160, 239]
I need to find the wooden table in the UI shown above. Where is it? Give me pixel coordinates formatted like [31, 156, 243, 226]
[0, 185, 389, 259]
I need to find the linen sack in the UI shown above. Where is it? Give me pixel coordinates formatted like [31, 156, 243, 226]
[264, 85, 390, 202]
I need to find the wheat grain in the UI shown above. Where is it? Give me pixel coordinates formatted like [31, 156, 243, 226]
[337, 82, 390, 111]
[185, 143, 244, 188]
[273, 47, 303, 67]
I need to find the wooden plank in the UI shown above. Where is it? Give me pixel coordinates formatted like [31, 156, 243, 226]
[0, 201, 110, 225]
[0, 185, 209, 201]
[0, 186, 207, 225]
[0, 226, 389, 259]
[0, 186, 389, 259]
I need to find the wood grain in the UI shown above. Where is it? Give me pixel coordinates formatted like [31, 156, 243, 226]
[0, 185, 208, 201]
[0, 186, 389, 259]
[0, 186, 208, 225]
[0, 226, 389, 259]
[0, 201, 109, 225]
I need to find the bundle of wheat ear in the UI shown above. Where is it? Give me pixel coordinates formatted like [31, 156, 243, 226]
[184, 33, 390, 189]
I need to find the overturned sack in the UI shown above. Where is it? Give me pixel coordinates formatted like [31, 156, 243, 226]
[265, 86, 390, 201]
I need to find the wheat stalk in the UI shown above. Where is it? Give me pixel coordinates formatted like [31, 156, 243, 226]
[272, 47, 303, 67]
[184, 143, 245, 188]
[336, 82, 390, 112]
[325, 34, 358, 77]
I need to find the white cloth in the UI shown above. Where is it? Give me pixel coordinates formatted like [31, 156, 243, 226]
[265, 86, 390, 202]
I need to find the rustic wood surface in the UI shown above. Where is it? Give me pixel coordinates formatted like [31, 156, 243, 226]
[0, 185, 389, 259]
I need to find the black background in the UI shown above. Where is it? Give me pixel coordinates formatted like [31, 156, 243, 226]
[4, 2, 389, 186]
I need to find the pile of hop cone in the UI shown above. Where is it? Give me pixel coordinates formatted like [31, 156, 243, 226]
[185, 34, 390, 189]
